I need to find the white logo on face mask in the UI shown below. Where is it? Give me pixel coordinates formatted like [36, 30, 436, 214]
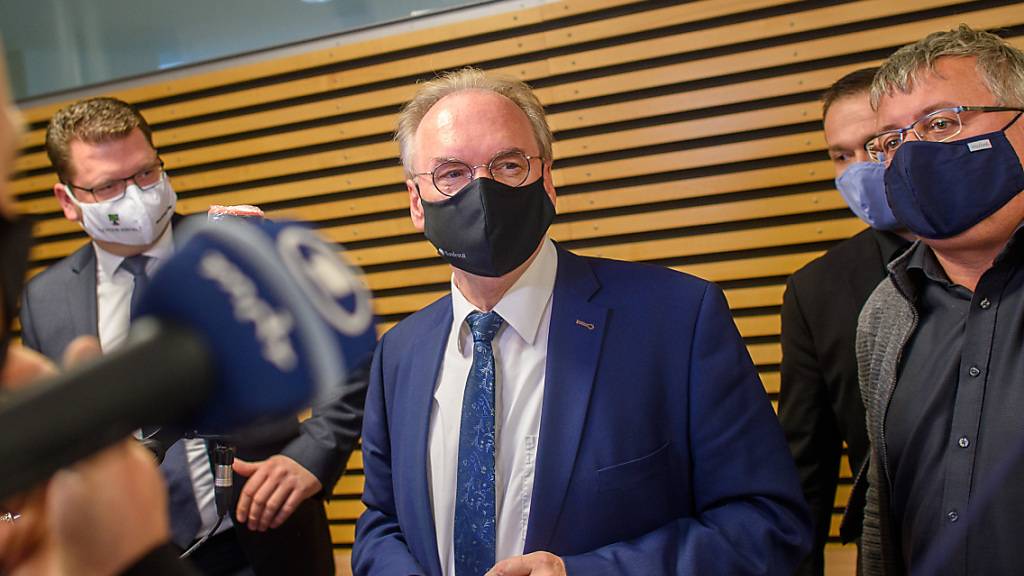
[67, 176, 177, 245]
[968, 139, 993, 152]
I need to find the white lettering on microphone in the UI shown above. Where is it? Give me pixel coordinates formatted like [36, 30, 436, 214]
[198, 250, 298, 371]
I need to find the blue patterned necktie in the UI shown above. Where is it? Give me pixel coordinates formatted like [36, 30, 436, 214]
[119, 254, 150, 320]
[454, 310, 504, 576]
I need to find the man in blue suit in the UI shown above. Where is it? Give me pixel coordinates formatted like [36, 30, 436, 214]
[353, 67, 811, 576]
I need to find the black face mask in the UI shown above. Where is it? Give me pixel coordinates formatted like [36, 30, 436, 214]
[419, 174, 555, 277]
[0, 214, 32, 372]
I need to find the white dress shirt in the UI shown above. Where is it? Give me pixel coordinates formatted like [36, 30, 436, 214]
[429, 238, 557, 575]
[94, 226, 174, 353]
[95, 226, 228, 539]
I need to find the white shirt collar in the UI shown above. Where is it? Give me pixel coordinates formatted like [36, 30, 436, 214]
[450, 238, 558, 355]
[94, 224, 175, 284]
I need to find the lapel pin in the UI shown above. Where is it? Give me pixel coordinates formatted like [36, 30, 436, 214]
[575, 319, 595, 330]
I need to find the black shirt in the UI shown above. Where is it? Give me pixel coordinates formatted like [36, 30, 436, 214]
[886, 229, 1024, 575]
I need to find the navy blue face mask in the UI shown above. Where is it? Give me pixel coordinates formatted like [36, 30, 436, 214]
[419, 174, 555, 278]
[884, 113, 1024, 239]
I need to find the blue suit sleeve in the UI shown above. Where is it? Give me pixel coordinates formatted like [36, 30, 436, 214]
[352, 336, 428, 576]
[562, 283, 812, 575]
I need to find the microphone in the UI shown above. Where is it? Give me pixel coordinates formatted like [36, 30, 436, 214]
[212, 441, 235, 517]
[202, 203, 265, 518]
[0, 216, 376, 499]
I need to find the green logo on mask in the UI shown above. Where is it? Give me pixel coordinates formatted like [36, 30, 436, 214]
[108, 214, 120, 226]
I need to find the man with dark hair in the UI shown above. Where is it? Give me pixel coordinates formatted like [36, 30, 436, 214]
[778, 67, 912, 576]
[20, 96, 367, 575]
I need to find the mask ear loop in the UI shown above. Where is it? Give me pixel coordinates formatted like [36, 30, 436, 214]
[61, 183, 86, 207]
[1001, 111, 1024, 131]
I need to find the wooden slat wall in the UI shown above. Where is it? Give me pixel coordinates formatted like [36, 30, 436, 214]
[13, 0, 1024, 550]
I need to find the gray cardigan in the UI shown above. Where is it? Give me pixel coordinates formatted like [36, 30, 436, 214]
[851, 242, 921, 576]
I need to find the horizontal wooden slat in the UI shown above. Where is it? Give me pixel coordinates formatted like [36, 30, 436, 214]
[829, 514, 843, 538]
[546, 0, 963, 77]
[334, 474, 363, 496]
[840, 455, 853, 478]
[575, 218, 865, 264]
[535, 6, 1024, 103]
[18, 0, 643, 124]
[761, 370, 780, 395]
[549, 62, 874, 133]
[749, 342, 781, 366]
[836, 483, 853, 507]
[329, 524, 356, 544]
[726, 285, 785, 310]
[557, 101, 821, 159]
[554, 131, 826, 188]
[326, 499, 365, 520]
[735, 314, 781, 338]
[360, 249, 826, 296]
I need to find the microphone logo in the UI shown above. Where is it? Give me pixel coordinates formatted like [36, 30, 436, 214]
[198, 250, 298, 371]
[277, 227, 374, 338]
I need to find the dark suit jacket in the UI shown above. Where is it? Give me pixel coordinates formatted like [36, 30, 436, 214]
[353, 246, 811, 575]
[19, 239, 369, 575]
[778, 228, 910, 576]
[121, 544, 198, 576]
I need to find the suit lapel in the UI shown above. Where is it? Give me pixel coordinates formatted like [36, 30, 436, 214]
[64, 216, 182, 341]
[525, 248, 607, 552]
[400, 300, 451, 576]
[67, 243, 98, 338]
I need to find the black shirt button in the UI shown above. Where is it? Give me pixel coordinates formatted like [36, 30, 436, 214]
[979, 298, 992, 309]
[969, 366, 981, 377]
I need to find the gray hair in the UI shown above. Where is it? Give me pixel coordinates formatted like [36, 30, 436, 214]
[395, 67, 553, 176]
[871, 24, 1024, 109]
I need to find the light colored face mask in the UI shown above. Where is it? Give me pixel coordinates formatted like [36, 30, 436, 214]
[65, 174, 177, 246]
[835, 161, 900, 231]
